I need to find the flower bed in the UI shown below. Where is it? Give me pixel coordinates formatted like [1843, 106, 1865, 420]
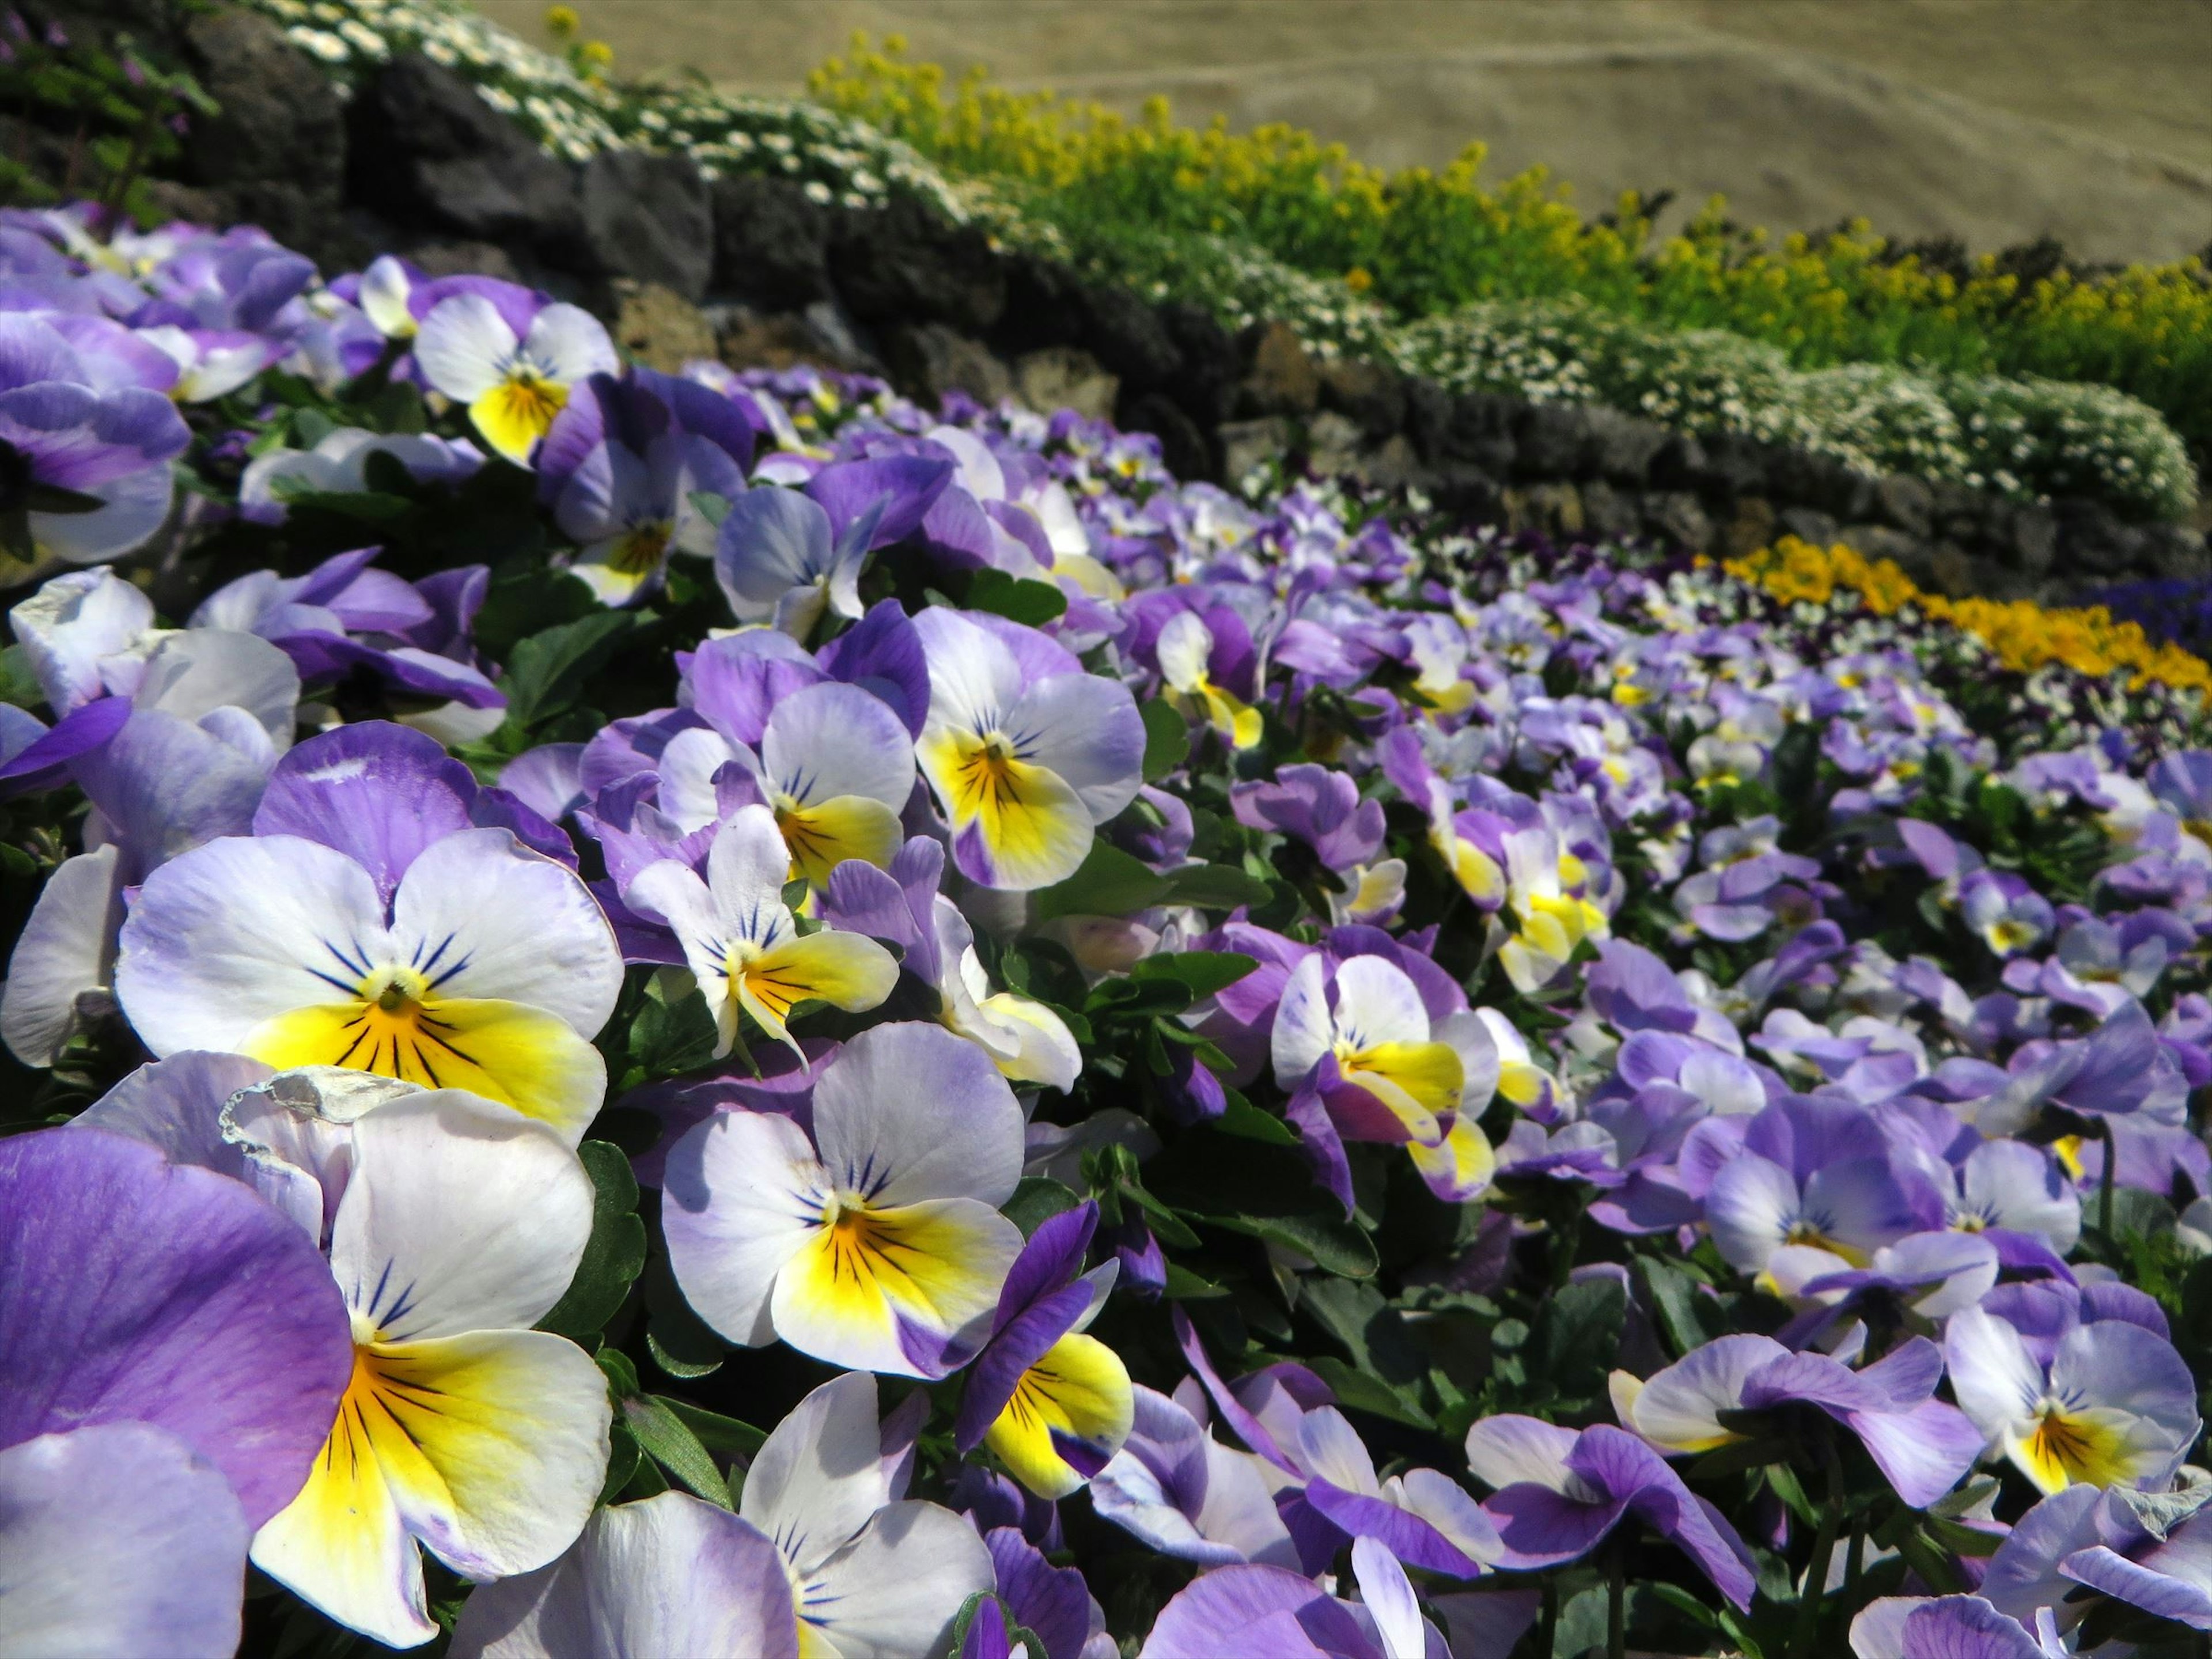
[5, 206, 2212, 1659]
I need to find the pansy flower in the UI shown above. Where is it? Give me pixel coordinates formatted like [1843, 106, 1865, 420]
[914, 608, 1145, 890]
[622, 804, 899, 1058]
[413, 286, 618, 466]
[661, 1021, 1026, 1376]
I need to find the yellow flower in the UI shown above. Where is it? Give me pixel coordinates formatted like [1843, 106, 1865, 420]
[543, 4, 578, 38]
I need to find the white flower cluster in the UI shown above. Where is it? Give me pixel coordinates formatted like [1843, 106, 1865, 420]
[237, 0, 964, 210]
[1391, 296, 2195, 518]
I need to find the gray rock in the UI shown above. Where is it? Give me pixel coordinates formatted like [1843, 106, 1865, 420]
[1513, 403, 1589, 479]
[1580, 480, 1643, 541]
[2052, 497, 2147, 577]
[1928, 480, 1987, 540]
[1582, 408, 1669, 484]
[346, 55, 578, 250]
[1722, 496, 1778, 559]
[1081, 284, 1180, 393]
[832, 200, 1006, 335]
[2005, 505, 2058, 575]
[1776, 506, 1839, 547]
[1160, 303, 1237, 425]
[711, 173, 831, 309]
[1441, 393, 1516, 475]
[1927, 541, 1979, 598]
[579, 150, 713, 300]
[1351, 434, 1422, 491]
[1836, 523, 1926, 570]
[1424, 461, 1504, 521]
[2142, 524, 2212, 581]
[1643, 491, 1714, 553]
[1699, 432, 1772, 497]
[1649, 433, 1709, 491]
[184, 8, 343, 197]
[882, 323, 1013, 409]
[1305, 411, 1365, 478]
[1218, 417, 1293, 482]
[1015, 348, 1118, 423]
[1319, 359, 1406, 440]
[1873, 474, 1934, 539]
[1237, 321, 1319, 416]
[1402, 378, 1453, 461]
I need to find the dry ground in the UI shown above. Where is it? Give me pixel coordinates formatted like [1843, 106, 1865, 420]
[478, 0, 2212, 262]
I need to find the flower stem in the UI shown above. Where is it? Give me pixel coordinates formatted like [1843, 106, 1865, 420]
[1790, 1442, 1846, 1659]
[2098, 1116, 2117, 1237]
[1608, 1536, 1627, 1659]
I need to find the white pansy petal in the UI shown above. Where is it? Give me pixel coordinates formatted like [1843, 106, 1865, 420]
[1351, 1536, 1428, 1659]
[115, 835, 389, 1056]
[520, 303, 618, 384]
[2, 845, 122, 1068]
[0, 1423, 248, 1659]
[133, 629, 300, 745]
[1331, 956, 1433, 1050]
[1271, 953, 1334, 1085]
[657, 726, 746, 833]
[706, 805, 799, 936]
[797, 1500, 996, 1659]
[763, 682, 914, 809]
[660, 1109, 825, 1347]
[1703, 1154, 1801, 1273]
[1155, 611, 1211, 694]
[414, 294, 520, 403]
[1944, 1306, 2043, 1441]
[808, 1021, 1027, 1207]
[915, 608, 1024, 737]
[330, 1092, 596, 1340]
[738, 1372, 895, 1575]
[391, 829, 622, 1038]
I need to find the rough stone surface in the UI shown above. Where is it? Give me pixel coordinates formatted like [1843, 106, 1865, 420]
[1928, 541, 1978, 597]
[1237, 322, 1320, 416]
[1320, 359, 1406, 441]
[1306, 411, 1366, 479]
[1582, 408, 1671, 484]
[183, 9, 343, 198]
[1723, 496, 1779, 560]
[831, 199, 1005, 334]
[407, 239, 525, 284]
[877, 323, 1009, 406]
[2052, 497, 2147, 577]
[1874, 474, 1935, 539]
[1219, 418, 1293, 482]
[1402, 378, 1453, 463]
[715, 303, 879, 374]
[1776, 506, 1841, 547]
[2142, 523, 2212, 581]
[1643, 491, 1714, 552]
[1513, 403, 1589, 478]
[345, 55, 578, 250]
[611, 282, 716, 373]
[994, 254, 1088, 356]
[1082, 285, 1181, 395]
[1579, 479, 1643, 541]
[578, 150, 713, 300]
[1160, 303, 1237, 425]
[1351, 434, 1422, 492]
[1014, 349, 1118, 423]
[710, 174, 832, 310]
[1700, 432, 1772, 498]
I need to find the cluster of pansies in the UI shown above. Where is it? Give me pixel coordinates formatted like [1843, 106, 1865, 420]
[8, 203, 2212, 1659]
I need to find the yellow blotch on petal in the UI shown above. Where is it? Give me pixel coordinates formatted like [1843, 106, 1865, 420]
[919, 728, 1092, 889]
[775, 795, 904, 889]
[470, 372, 569, 465]
[985, 1332, 1135, 1499]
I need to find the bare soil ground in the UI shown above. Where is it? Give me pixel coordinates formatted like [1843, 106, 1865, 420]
[478, 0, 2212, 263]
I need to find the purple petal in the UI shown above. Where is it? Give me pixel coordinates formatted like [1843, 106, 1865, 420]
[984, 1527, 1092, 1659]
[0, 1127, 353, 1528]
[252, 720, 476, 900]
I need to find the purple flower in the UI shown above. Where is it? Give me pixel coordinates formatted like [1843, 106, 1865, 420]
[1463, 1416, 1756, 1608]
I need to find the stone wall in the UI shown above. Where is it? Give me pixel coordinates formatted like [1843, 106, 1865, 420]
[25, 12, 2210, 600]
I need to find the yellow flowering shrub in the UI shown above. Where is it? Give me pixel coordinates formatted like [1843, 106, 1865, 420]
[808, 40, 2212, 463]
[1725, 537, 2212, 695]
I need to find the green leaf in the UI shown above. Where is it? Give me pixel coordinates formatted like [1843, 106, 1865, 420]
[688, 489, 732, 527]
[1163, 1262, 1229, 1299]
[1029, 839, 1173, 923]
[622, 1394, 733, 1508]
[1162, 862, 1275, 911]
[1129, 950, 1257, 999]
[1139, 697, 1190, 781]
[965, 568, 1068, 626]
[1524, 1276, 1625, 1407]
[498, 611, 637, 738]
[626, 974, 719, 1081]
[1003, 1176, 1082, 1237]
[642, 1251, 726, 1380]
[1637, 1255, 1719, 1358]
[0, 645, 43, 710]
[1214, 1089, 1299, 1146]
[657, 1397, 765, 1462]
[1209, 1207, 1377, 1278]
[1300, 1277, 1429, 1395]
[1304, 1358, 1434, 1429]
[535, 1142, 647, 1340]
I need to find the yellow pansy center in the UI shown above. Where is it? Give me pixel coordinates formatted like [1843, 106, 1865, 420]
[609, 521, 672, 578]
[493, 369, 565, 433]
